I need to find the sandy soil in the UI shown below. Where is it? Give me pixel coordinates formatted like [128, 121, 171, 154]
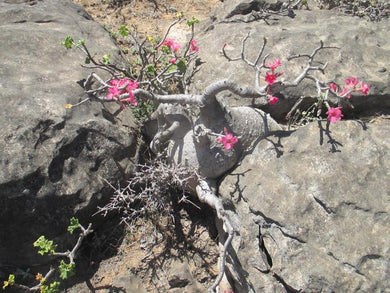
[72, 0, 220, 43]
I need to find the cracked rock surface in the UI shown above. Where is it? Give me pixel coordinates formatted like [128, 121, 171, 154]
[219, 119, 390, 292]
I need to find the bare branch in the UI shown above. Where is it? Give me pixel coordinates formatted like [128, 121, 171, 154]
[202, 79, 267, 104]
[134, 89, 203, 105]
[284, 41, 339, 87]
[155, 18, 182, 49]
[150, 120, 181, 153]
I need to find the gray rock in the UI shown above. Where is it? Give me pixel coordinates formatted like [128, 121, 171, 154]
[0, 0, 139, 268]
[213, 0, 285, 20]
[167, 260, 205, 292]
[111, 272, 148, 293]
[168, 261, 193, 288]
[219, 118, 390, 292]
[194, 6, 390, 120]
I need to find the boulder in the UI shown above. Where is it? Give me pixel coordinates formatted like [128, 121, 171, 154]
[219, 118, 390, 292]
[0, 0, 139, 268]
[193, 0, 390, 121]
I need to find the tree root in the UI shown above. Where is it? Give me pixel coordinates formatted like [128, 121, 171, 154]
[196, 179, 235, 293]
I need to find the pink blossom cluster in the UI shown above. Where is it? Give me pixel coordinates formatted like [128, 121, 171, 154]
[106, 77, 138, 108]
[161, 38, 199, 55]
[329, 77, 370, 98]
[162, 39, 200, 66]
[326, 77, 370, 123]
[264, 58, 284, 105]
[217, 127, 239, 150]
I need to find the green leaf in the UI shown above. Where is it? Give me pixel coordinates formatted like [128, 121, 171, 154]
[58, 260, 75, 280]
[161, 45, 171, 55]
[146, 65, 156, 75]
[7, 275, 14, 285]
[187, 17, 199, 26]
[74, 39, 85, 47]
[132, 100, 156, 123]
[119, 25, 129, 37]
[102, 53, 111, 65]
[85, 57, 91, 64]
[67, 217, 80, 235]
[33, 236, 57, 255]
[61, 36, 74, 49]
[176, 59, 187, 74]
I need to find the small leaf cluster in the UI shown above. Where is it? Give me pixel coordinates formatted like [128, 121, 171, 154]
[58, 260, 76, 280]
[2, 275, 14, 290]
[33, 236, 57, 255]
[61, 36, 85, 49]
[40, 282, 60, 293]
[67, 217, 80, 234]
[187, 17, 200, 26]
[132, 99, 156, 122]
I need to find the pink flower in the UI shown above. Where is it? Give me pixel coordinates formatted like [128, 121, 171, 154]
[107, 86, 120, 99]
[268, 95, 279, 105]
[339, 87, 352, 99]
[171, 42, 181, 53]
[162, 38, 181, 53]
[265, 58, 281, 72]
[217, 127, 238, 150]
[265, 72, 276, 85]
[110, 79, 120, 87]
[126, 80, 138, 91]
[329, 77, 370, 98]
[189, 39, 199, 52]
[328, 83, 339, 93]
[106, 77, 138, 107]
[358, 82, 370, 95]
[169, 58, 177, 64]
[345, 77, 360, 87]
[162, 38, 174, 47]
[115, 77, 131, 88]
[326, 107, 343, 123]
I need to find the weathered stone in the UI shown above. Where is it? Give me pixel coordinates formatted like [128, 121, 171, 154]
[0, 0, 139, 268]
[168, 261, 193, 288]
[194, 3, 390, 120]
[111, 272, 148, 293]
[219, 118, 390, 292]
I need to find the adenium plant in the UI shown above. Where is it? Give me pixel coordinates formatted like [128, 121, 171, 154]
[62, 17, 371, 292]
